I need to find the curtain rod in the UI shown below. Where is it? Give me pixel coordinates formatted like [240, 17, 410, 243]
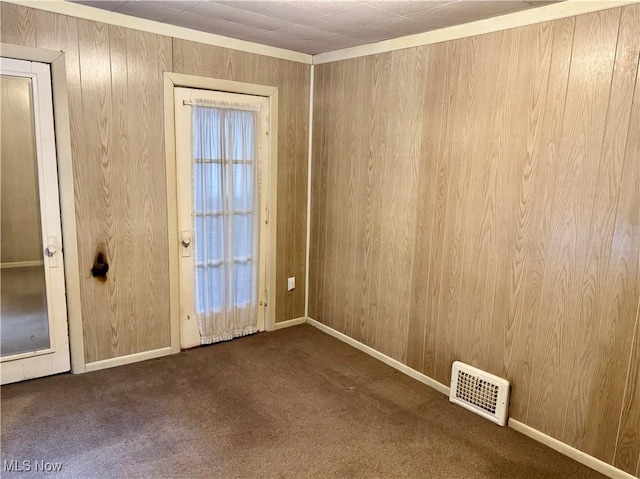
[182, 100, 260, 112]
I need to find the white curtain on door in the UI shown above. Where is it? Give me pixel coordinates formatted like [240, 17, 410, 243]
[191, 103, 260, 344]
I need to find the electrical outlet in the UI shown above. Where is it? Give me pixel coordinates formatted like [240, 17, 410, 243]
[287, 277, 295, 291]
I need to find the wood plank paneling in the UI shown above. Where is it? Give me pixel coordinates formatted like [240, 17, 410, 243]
[2, 4, 173, 363]
[572, 4, 640, 461]
[519, 16, 575, 424]
[348, 56, 366, 343]
[611, 29, 640, 472]
[367, 53, 392, 352]
[75, 18, 112, 361]
[58, 17, 172, 363]
[0, 2, 35, 47]
[172, 39, 309, 323]
[375, 50, 405, 359]
[333, 57, 348, 336]
[336, 57, 354, 338]
[33, 9, 83, 233]
[107, 24, 131, 356]
[295, 61, 310, 318]
[405, 44, 431, 370]
[126, 28, 172, 357]
[501, 18, 555, 421]
[427, 40, 463, 384]
[313, 64, 329, 325]
[453, 30, 503, 374]
[321, 60, 339, 333]
[531, 7, 620, 441]
[383, 48, 423, 363]
[308, 64, 323, 322]
[310, 3, 640, 469]
[432, 36, 475, 385]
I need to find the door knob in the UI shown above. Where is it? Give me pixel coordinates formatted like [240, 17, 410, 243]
[181, 231, 192, 258]
[46, 237, 60, 268]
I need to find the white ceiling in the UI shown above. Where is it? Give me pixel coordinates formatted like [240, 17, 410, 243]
[72, 0, 562, 55]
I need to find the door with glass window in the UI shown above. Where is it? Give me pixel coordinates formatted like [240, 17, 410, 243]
[174, 88, 269, 349]
[0, 58, 70, 384]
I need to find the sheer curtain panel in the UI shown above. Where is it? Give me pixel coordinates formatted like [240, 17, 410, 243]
[191, 104, 260, 344]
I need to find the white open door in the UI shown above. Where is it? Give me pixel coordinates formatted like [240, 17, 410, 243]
[0, 58, 70, 383]
[174, 87, 270, 349]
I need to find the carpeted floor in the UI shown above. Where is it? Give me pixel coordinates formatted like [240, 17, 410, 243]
[1, 324, 605, 479]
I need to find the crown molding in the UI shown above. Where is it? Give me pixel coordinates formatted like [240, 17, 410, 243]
[2, 0, 313, 64]
[313, 0, 639, 64]
[4, 1, 638, 74]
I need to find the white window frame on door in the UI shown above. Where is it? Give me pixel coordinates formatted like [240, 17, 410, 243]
[164, 73, 279, 352]
[0, 57, 71, 382]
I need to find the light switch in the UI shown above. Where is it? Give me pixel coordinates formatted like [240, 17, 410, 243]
[287, 277, 295, 291]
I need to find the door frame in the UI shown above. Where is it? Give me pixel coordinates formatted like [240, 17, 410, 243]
[0, 43, 84, 374]
[164, 72, 279, 353]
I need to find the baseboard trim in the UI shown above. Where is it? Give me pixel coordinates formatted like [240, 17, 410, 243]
[275, 317, 307, 330]
[306, 317, 636, 479]
[508, 419, 637, 479]
[84, 347, 171, 373]
[0, 260, 44, 268]
[306, 317, 450, 396]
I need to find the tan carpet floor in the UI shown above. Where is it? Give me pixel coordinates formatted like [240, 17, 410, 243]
[1, 324, 605, 478]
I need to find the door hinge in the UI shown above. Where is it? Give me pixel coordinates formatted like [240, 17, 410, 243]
[266, 116, 270, 136]
[265, 206, 269, 224]
[264, 289, 268, 307]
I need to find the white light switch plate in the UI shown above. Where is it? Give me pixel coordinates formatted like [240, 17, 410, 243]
[287, 277, 295, 291]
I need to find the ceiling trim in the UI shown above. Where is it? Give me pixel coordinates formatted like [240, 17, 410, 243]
[3, 0, 313, 64]
[5, 1, 637, 67]
[312, 0, 639, 64]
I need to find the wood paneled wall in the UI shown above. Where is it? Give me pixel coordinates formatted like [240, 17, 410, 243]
[1, 2, 309, 363]
[1, 4, 172, 363]
[310, 5, 640, 474]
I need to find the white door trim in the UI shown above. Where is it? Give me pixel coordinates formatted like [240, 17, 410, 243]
[164, 73, 279, 353]
[0, 43, 84, 375]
